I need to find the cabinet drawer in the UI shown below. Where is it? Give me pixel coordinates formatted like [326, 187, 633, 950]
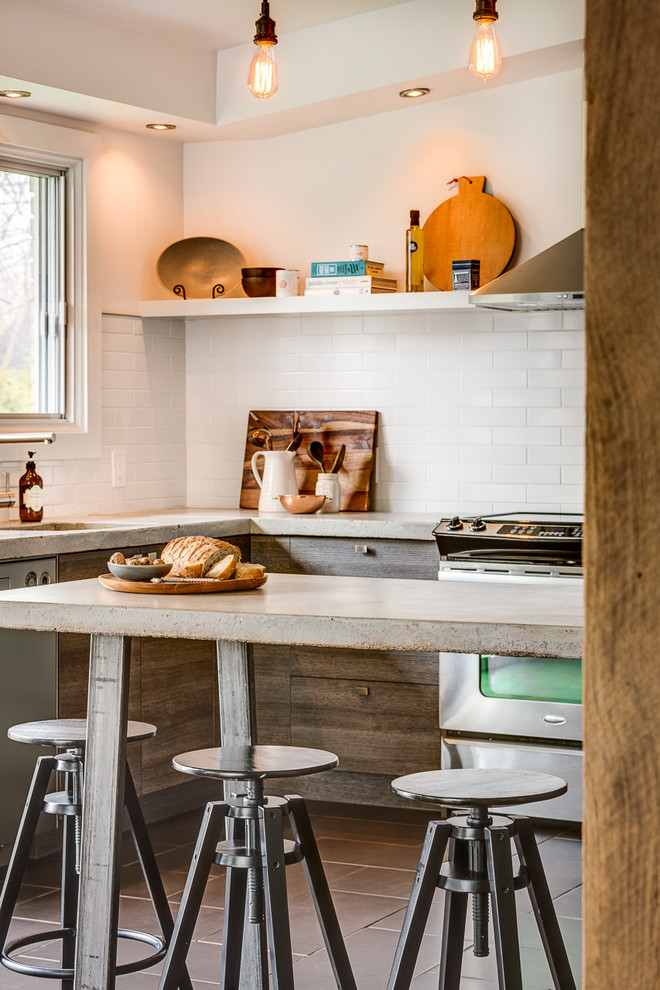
[291, 675, 440, 775]
[289, 537, 438, 579]
[290, 646, 438, 685]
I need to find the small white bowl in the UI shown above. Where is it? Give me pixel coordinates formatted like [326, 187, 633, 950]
[107, 561, 172, 582]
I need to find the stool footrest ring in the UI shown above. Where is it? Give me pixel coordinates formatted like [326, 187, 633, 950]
[2, 926, 166, 979]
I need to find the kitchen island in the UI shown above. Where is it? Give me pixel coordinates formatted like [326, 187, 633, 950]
[0, 572, 583, 990]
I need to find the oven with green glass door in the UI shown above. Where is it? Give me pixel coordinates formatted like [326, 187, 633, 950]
[434, 512, 583, 822]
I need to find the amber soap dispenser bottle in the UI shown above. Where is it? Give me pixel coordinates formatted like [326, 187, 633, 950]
[19, 451, 44, 523]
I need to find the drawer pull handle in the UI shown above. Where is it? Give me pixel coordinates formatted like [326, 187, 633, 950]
[356, 686, 370, 696]
[355, 545, 369, 554]
[542, 714, 567, 725]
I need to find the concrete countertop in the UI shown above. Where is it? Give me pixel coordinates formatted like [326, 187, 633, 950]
[0, 508, 439, 561]
[0, 572, 583, 658]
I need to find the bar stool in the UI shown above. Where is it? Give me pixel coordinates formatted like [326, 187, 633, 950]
[158, 743, 358, 990]
[0, 718, 192, 990]
[386, 768, 577, 990]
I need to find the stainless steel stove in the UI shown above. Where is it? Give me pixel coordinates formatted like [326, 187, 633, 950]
[433, 511, 583, 582]
[433, 511, 584, 822]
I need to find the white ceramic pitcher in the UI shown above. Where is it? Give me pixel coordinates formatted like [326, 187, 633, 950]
[251, 450, 299, 513]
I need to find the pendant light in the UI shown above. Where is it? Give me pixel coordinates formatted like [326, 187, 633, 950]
[248, 1, 278, 100]
[468, 0, 502, 81]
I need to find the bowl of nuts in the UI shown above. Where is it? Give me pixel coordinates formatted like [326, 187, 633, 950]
[107, 552, 172, 582]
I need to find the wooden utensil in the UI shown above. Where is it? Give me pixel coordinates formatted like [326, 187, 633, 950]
[286, 432, 302, 452]
[330, 443, 346, 474]
[423, 176, 516, 291]
[309, 440, 326, 471]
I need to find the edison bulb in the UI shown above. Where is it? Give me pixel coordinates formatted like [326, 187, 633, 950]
[248, 43, 278, 100]
[468, 20, 502, 81]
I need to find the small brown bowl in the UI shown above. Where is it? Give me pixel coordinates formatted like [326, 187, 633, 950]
[279, 494, 327, 514]
[241, 267, 278, 297]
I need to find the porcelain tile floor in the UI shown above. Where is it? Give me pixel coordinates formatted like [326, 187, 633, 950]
[1, 802, 582, 989]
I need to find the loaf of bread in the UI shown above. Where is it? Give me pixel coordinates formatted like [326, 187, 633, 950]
[160, 536, 242, 578]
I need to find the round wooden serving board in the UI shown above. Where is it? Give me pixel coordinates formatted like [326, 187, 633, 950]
[423, 176, 516, 291]
[98, 574, 267, 594]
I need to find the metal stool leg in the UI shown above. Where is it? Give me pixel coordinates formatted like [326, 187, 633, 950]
[123, 763, 194, 990]
[220, 862, 248, 990]
[485, 823, 523, 990]
[437, 840, 469, 990]
[259, 802, 295, 990]
[60, 814, 79, 990]
[0, 755, 57, 949]
[514, 818, 577, 990]
[158, 801, 228, 990]
[386, 820, 452, 990]
[286, 794, 357, 990]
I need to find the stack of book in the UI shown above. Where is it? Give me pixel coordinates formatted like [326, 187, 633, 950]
[304, 260, 398, 296]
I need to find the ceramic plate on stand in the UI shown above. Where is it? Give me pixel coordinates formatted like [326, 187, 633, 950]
[157, 236, 246, 299]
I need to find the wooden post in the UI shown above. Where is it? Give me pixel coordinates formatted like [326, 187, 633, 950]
[74, 634, 130, 990]
[216, 640, 268, 990]
[585, 2, 660, 987]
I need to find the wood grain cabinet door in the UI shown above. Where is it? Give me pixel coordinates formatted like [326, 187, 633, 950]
[290, 647, 441, 776]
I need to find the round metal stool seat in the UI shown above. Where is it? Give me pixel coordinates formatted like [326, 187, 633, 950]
[392, 767, 568, 807]
[158, 743, 357, 990]
[8, 718, 157, 747]
[385, 767, 576, 990]
[0, 718, 192, 989]
[172, 744, 338, 780]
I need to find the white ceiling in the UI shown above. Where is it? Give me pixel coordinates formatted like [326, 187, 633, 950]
[0, 0, 584, 141]
[34, 0, 411, 51]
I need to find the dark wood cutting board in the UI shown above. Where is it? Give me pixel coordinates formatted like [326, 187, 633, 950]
[423, 175, 516, 291]
[240, 411, 378, 511]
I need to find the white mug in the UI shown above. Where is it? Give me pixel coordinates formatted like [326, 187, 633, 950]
[275, 270, 299, 297]
[251, 450, 299, 513]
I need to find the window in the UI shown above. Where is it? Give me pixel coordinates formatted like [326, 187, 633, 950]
[0, 117, 99, 456]
[0, 158, 66, 418]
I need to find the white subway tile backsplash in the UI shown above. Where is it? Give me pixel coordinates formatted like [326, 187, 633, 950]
[42, 308, 585, 518]
[493, 388, 561, 407]
[493, 426, 562, 446]
[460, 407, 527, 426]
[529, 369, 585, 388]
[461, 445, 527, 465]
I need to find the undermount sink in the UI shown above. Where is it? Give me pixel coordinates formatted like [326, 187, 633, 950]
[0, 521, 120, 532]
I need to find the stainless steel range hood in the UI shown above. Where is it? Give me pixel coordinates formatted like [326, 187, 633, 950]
[470, 229, 584, 311]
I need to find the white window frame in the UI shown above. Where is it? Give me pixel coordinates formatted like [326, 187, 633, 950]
[0, 115, 101, 460]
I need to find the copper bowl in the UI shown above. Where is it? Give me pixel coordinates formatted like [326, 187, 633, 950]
[241, 267, 278, 297]
[279, 494, 327, 514]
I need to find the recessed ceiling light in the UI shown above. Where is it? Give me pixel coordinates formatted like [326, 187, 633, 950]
[0, 90, 31, 99]
[146, 123, 176, 131]
[399, 87, 430, 99]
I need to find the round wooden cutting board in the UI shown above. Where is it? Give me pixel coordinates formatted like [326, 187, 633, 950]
[98, 574, 267, 594]
[423, 176, 516, 291]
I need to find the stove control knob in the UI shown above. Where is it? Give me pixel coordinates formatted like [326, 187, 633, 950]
[446, 516, 463, 531]
[470, 517, 487, 532]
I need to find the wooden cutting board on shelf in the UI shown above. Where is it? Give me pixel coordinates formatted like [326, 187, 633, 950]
[423, 175, 516, 291]
[240, 410, 378, 511]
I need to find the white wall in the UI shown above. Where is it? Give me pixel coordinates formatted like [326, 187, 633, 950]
[184, 70, 583, 287]
[182, 69, 585, 517]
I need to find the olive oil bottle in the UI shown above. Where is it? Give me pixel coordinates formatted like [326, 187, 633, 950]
[406, 209, 424, 292]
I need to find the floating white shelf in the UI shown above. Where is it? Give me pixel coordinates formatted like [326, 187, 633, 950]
[139, 291, 474, 319]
